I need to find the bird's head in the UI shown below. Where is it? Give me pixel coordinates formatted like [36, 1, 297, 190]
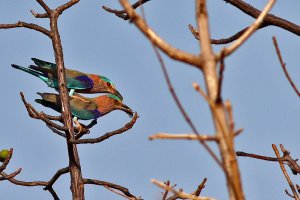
[90, 75, 123, 100]
[95, 94, 133, 117]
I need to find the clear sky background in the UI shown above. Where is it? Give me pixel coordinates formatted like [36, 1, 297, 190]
[1, 0, 300, 199]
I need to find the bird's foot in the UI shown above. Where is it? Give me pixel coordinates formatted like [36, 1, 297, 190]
[73, 117, 82, 135]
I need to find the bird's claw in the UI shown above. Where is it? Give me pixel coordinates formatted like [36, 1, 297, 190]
[74, 117, 82, 135]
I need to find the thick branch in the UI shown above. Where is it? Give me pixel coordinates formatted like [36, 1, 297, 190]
[196, 0, 244, 199]
[119, 0, 204, 68]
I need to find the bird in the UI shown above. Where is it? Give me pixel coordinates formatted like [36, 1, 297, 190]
[11, 58, 123, 100]
[35, 92, 133, 133]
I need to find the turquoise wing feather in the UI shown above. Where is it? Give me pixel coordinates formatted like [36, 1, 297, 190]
[28, 65, 94, 90]
[70, 98, 102, 120]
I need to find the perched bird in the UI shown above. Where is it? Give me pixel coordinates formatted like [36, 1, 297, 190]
[35, 92, 133, 121]
[11, 58, 123, 100]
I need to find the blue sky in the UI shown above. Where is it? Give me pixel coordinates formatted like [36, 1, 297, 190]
[1, 0, 300, 199]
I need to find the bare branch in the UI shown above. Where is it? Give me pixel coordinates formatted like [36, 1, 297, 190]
[70, 113, 138, 144]
[0, 21, 50, 36]
[162, 181, 171, 200]
[273, 144, 300, 200]
[272, 36, 300, 97]
[1, 171, 47, 186]
[194, 178, 207, 197]
[219, 0, 276, 58]
[236, 151, 279, 161]
[151, 179, 216, 200]
[225, 0, 300, 36]
[84, 178, 141, 200]
[0, 168, 22, 181]
[30, 9, 48, 18]
[36, 0, 52, 14]
[103, 0, 151, 20]
[56, 0, 80, 15]
[44, 167, 69, 190]
[149, 34, 223, 174]
[237, 146, 300, 175]
[47, 187, 60, 200]
[119, 0, 203, 68]
[189, 24, 269, 44]
[149, 133, 218, 141]
[216, 52, 225, 103]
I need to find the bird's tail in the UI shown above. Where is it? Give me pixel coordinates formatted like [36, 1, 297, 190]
[31, 58, 55, 69]
[35, 92, 62, 113]
[11, 64, 44, 77]
[11, 64, 50, 84]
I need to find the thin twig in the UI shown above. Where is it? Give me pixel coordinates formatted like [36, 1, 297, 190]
[151, 179, 216, 200]
[225, 0, 300, 37]
[36, 0, 52, 14]
[194, 178, 207, 197]
[237, 146, 300, 175]
[162, 181, 171, 200]
[1, 171, 47, 186]
[272, 36, 300, 97]
[0, 21, 50, 36]
[104, 185, 135, 200]
[103, 0, 151, 20]
[70, 113, 138, 144]
[0, 168, 22, 181]
[149, 133, 218, 141]
[220, 0, 276, 58]
[216, 52, 225, 103]
[56, 0, 80, 15]
[84, 178, 141, 200]
[189, 24, 268, 44]
[272, 144, 300, 200]
[151, 31, 224, 173]
[44, 167, 69, 190]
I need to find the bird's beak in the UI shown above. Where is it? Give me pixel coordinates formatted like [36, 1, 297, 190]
[120, 104, 133, 118]
[114, 89, 123, 101]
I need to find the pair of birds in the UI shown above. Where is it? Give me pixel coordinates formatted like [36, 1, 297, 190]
[12, 58, 133, 128]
